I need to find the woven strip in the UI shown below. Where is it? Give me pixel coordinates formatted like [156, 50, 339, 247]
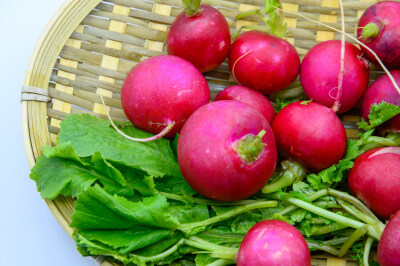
[21, 86, 51, 102]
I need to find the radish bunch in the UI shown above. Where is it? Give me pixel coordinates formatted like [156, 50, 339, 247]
[114, 1, 400, 265]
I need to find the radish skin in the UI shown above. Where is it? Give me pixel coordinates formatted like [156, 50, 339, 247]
[167, 5, 231, 73]
[228, 31, 300, 94]
[215, 85, 276, 123]
[237, 220, 311, 266]
[348, 147, 400, 220]
[357, 1, 400, 70]
[177, 100, 277, 201]
[271, 101, 347, 171]
[121, 55, 210, 139]
[300, 40, 370, 113]
[378, 209, 400, 266]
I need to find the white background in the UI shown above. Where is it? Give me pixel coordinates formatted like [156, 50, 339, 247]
[1, 0, 98, 265]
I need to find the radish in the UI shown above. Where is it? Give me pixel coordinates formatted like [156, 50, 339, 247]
[237, 220, 311, 266]
[177, 100, 277, 201]
[121, 55, 210, 139]
[166, 3, 230, 73]
[378, 209, 400, 266]
[361, 70, 400, 134]
[214, 85, 276, 123]
[228, 30, 300, 94]
[357, 1, 400, 70]
[300, 40, 370, 113]
[348, 147, 400, 220]
[271, 101, 347, 171]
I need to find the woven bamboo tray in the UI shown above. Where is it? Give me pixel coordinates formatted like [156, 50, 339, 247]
[21, 0, 386, 265]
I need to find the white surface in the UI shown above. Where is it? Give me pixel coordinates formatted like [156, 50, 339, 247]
[0, 1, 97, 265]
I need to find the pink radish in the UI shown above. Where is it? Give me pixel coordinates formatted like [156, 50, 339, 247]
[300, 40, 370, 113]
[357, 1, 400, 70]
[167, 4, 230, 73]
[378, 209, 400, 266]
[177, 100, 277, 201]
[228, 31, 300, 94]
[121, 55, 210, 139]
[237, 220, 311, 266]
[348, 147, 400, 220]
[361, 70, 400, 134]
[271, 101, 347, 171]
[214, 85, 276, 123]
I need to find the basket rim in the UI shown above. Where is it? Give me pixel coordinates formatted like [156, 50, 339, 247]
[20, 0, 377, 265]
[21, 0, 102, 234]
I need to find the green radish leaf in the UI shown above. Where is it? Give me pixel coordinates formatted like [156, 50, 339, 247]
[74, 231, 187, 266]
[30, 155, 97, 199]
[358, 101, 400, 131]
[300, 99, 313, 105]
[30, 143, 130, 199]
[290, 209, 307, 223]
[274, 98, 293, 112]
[292, 181, 316, 196]
[289, 191, 312, 203]
[197, 227, 244, 246]
[351, 241, 366, 266]
[71, 185, 179, 230]
[172, 133, 179, 158]
[58, 114, 182, 179]
[307, 174, 325, 190]
[195, 254, 219, 266]
[78, 228, 173, 255]
[133, 232, 185, 257]
[305, 139, 359, 190]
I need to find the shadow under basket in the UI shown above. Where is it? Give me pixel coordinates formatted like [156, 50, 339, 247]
[21, 0, 384, 265]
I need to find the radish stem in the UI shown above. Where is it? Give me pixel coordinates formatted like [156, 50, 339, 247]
[128, 239, 185, 263]
[285, 197, 381, 239]
[206, 259, 235, 266]
[307, 242, 339, 256]
[338, 226, 367, 257]
[361, 23, 380, 39]
[182, 0, 201, 16]
[262, 161, 306, 193]
[363, 237, 374, 266]
[160, 192, 260, 206]
[327, 189, 381, 222]
[184, 237, 238, 260]
[177, 201, 278, 235]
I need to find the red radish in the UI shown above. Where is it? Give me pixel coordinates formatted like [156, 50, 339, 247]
[361, 70, 400, 134]
[357, 1, 400, 70]
[214, 85, 276, 123]
[237, 220, 311, 266]
[271, 101, 347, 171]
[378, 209, 400, 266]
[121, 55, 210, 139]
[177, 100, 277, 201]
[166, 4, 230, 73]
[228, 31, 300, 94]
[300, 40, 370, 113]
[348, 147, 400, 220]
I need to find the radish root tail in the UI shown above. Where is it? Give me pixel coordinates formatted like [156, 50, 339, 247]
[231, 49, 253, 84]
[99, 92, 175, 142]
[332, 0, 346, 113]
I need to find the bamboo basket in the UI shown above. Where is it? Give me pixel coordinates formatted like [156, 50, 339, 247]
[21, 0, 386, 265]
